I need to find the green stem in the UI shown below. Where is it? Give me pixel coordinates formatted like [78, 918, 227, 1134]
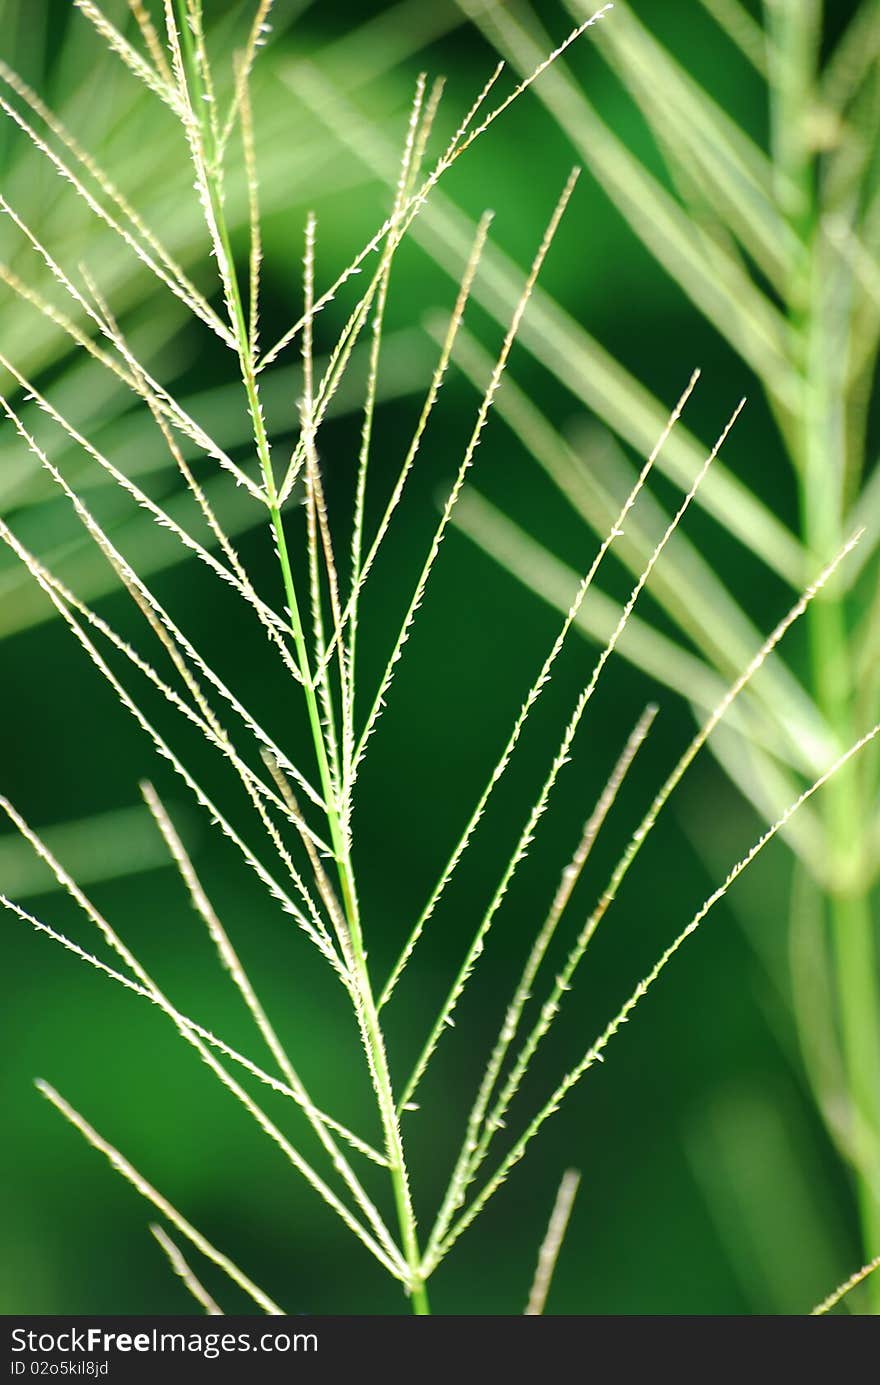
[831, 888, 880, 1250]
[174, 1, 428, 1313]
[799, 279, 880, 1312]
[769, 0, 880, 1311]
[805, 596, 880, 1311]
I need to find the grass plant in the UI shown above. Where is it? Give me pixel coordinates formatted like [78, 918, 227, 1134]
[2, 0, 878, 1315]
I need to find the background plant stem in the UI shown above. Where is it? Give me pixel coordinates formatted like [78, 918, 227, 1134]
[770, 0, 880, 1311]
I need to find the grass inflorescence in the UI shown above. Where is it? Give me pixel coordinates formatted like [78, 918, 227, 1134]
[1, 0, 877, 1316]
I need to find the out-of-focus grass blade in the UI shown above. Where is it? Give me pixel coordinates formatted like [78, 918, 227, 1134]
[0, 803, 173, 898]
[457, 0, 798, 409]
[822, 65, 880, 218]
[445, 321, 834, 773]
[686, 1086, 846, 1314]
[697, 713, 824, 866]
[820, 0, 880, 114]
[788, 862, 853, 1162]
[0, 471, 257, 640]
[314, 0, 464, 89]
[854, 583, 880, 829]
[696, 0, 770, 76]
[584, 1, 796, 282]
[453, 486, 829, 851]
[0, 320, 432, 643]
[446, 319, 842, 764]
[578, 431, 834, 768]
[453, 484, 765, 741]
[764, 0, 821, 236]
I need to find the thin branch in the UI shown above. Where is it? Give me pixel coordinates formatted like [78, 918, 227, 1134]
[429, 718, 880, 1274]
[811, 1254, 880, 1315]
[38, 1080, 282, 1313]
[524, 1169, 581, 1315]
[381, 371, 698, 1013]
[150, 1225, 223, 1315]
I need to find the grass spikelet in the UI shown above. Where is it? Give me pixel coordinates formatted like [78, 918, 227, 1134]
[219, 0, 276, 156]
[127, 1, 174, 84]
[73, 1, 184, 114]
[0, 101, 231, 343]
[0, 58, 212, 324]
[257, 5, 612, 373]
[312, 213, 493, 691]
[811, 1254, 880, 1316]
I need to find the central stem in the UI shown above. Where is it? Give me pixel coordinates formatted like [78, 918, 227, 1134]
[174, 1, 429, 1312]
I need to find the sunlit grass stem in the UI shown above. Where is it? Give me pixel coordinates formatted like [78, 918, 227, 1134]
[171, 0, 430, 1312]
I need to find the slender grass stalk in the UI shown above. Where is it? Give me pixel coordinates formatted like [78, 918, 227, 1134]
[424, 531, 865, 1265]
[812, 1253, 880, 1316]
[524, 1170, 581, 1315]
[446, 704, 657, 1191]
[150, 1226, 223, 1316]
[427, 719, 880, 1274]
[381, 374, 697, 1014]
[37, 1081, 283, 1315]
[2, 890, 385, 1167]
[170, 0, 430, 1311]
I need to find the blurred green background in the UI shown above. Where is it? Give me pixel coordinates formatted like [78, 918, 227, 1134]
[0, 0, 875, 1315]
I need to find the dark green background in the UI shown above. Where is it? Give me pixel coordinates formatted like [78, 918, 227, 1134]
[0, 0, 870, 1314]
